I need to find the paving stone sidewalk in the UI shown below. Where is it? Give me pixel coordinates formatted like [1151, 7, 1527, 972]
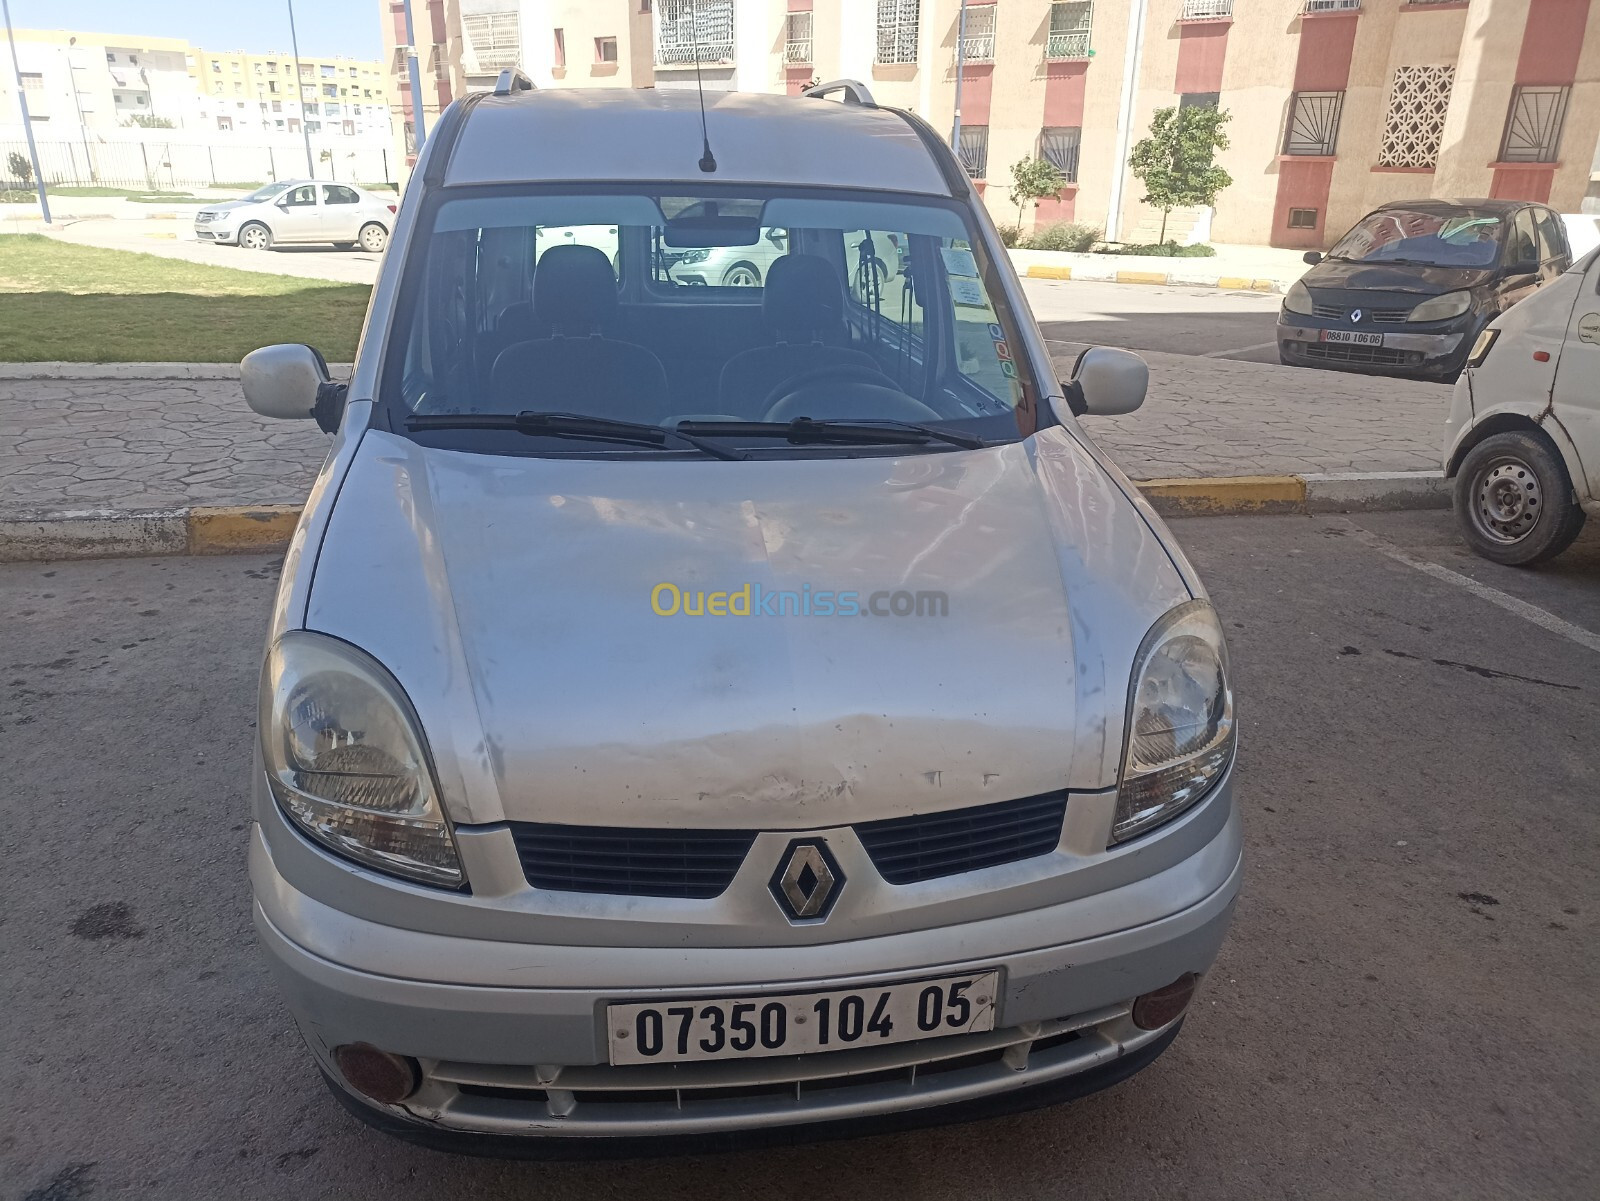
[0, 354, 1451, 514]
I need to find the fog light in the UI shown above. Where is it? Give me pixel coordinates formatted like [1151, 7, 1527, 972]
[333, 1043, 420, 1105]
[1132, 973, 1199, 1030]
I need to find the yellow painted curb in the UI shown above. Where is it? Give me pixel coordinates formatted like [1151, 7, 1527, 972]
[1025, 265, 1073, 280]
[1115, 270, 1169, 285]
[144, 231, 178, 239]
[1250, 278, 1278, 292]
[1136, 475, 1306, 516]
[186, 505, 302, 554]
[1216, 276, 1252, 290]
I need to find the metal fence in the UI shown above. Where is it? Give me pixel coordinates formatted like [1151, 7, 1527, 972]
[0, 139, 393, 192]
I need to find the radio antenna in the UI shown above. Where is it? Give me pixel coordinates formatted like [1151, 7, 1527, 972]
[687, 0, 717, 172]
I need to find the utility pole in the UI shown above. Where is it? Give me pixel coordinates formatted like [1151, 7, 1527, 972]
[2, 0, 48, 221]
[949, 0, 968, 155]
[400, 0, 426, 153]
[286, 0, 317, 176]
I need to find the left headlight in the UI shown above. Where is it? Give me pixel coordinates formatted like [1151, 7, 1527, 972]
[1113, 600, 1235, 844]
[260, 632, 465, 888]
[1406, 289, 1473, 323]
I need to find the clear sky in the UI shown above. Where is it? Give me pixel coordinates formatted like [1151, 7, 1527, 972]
[3, 0, 380, 60]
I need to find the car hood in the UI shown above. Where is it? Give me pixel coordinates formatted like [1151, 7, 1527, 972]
[305, 428, 1191, 828]
[1304, 258, 1496, 296]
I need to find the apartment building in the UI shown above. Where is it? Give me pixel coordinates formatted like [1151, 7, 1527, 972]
[384, 0, 1599, 246]
[188, 49, 392, 140]
[0, 29, 199, 131]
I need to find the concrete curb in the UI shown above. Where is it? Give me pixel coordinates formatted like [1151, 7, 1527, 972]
[0, 474, 1452, 562]
[1021, 263, 1289, 293]
[0, 362, 354, 380]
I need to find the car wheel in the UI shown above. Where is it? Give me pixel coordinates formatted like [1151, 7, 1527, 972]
[359, 222, 389, 254]
[238, 222, 272, 251]
[1454, 430, 1586, 566]
[721, 262, 761, 288]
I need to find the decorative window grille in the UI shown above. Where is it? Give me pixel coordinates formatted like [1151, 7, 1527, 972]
[785, 11, 813, 64]
[1302, 0, 1360, 12]
[1180, 91, 1220, 109]
[1499, 85, 1568, 164]
[1283, 90, 1344, 155]
[1040, 126, 1081, 182]
[1180, 0, 1233, 19]
[656, 0, 735, 66]
[877, 0, 921, 65]
[958, 124, 989, 178]
[1377, 65, 1454, 168]
[461, 10, 522, 75]
[961, 4, 997, 62]
[1046, 2, 1093, 59]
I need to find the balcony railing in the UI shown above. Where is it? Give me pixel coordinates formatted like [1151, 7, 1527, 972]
[1302, 0, 1361, 12]
[655, 0, 735, 66]
[1046, 3, 1093, 59]
[784, 38, 812, 64]
[1045, 30, 1091, 59]
[784, 11, 812, 63]
[1179, 0, 1233, 19]
[960, 5, 997, 62]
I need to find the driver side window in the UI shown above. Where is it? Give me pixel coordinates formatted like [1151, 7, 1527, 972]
[1511, 210, 1539, 265]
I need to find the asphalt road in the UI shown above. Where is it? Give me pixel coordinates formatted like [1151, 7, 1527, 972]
[3, 510, 1596, 1201]
[1023, 276, 1285, 364]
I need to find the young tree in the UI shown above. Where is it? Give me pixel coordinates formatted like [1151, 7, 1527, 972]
[1128, 105, 1233, 245]
[7, 151, 32, 187]
[1008, 156, 1066, 231]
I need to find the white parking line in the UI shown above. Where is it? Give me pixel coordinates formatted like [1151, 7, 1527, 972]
[1201, 341, 1279, 359]
[1344, 522, 1600, 655]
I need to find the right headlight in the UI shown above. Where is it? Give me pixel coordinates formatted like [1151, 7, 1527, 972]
[1112, 600, 1236, 844]
[1282, 280, 1314, 315]
[260, 632, 465, 888]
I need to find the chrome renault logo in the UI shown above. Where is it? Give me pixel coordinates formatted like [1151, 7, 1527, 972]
[770, 840, 844, 921]
[1350, 308, 1364, 323]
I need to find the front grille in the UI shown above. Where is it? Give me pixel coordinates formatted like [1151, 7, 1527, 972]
[1301, 342, 1412, 366]
[854, 791, 1068, 884]
[510, 823, 756, 899]
[1310, 301, 1409, 324]
[195, 212, 215, 223]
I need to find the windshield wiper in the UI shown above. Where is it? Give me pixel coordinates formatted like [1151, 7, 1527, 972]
[404, 411, 747, 461]
[676, 417, 991, 450]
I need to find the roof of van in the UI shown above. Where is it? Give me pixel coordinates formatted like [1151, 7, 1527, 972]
[444, 88, 954, 196]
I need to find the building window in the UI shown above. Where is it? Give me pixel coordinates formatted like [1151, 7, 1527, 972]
[1180, 0, 1233, 17]
[321, 64, 335, 77]
[958, 124, 989, 179]
[785, 11, 813, 64]
[1179, 92, 1219, 110]
[1040, 126, 1081, 182]
[217, 116, 232, 131]
[596, 36, 619, 63]
[462, 10, 522, 74]
[231, 61, 240, 72]
[1287, 208, 1318, 230]
[961, 4, 996, 63]
[350, 66, 358, 76]
[268, 81, 278, 93]
[211, 60, 221, 72]
[306, 120, 321, 133]
[1499, 85, 1568, 164]
[876, 0, 920, 65]
[214, 81, 224, 94]
[554, 28, 566, 68]
[234, 82, 243, 94]
[300, 64, 313, 77]
[106, 52, 115, 63]
[343, 120, 356, 136]
[656, 0, 735, 66]
[272, 100, 282, 112]
[1377, 65, 1454, 168]
[323, 83, 338, 97]
[1283, 90, 1344, 156]
[1046, 2, 1093, 60]
[267, 61, 277, 74]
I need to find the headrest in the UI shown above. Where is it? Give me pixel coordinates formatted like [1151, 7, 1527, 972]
[762, 254, 845, 334]
[533, 244, 618, 330]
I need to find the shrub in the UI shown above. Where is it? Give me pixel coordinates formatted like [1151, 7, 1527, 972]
[995, 223, 1024, 249]
[1024, 221, 1102, 253]
[1103, 241, 1217, 257]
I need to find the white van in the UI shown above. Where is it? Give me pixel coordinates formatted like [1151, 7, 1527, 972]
[1443, 248, 1600, 565]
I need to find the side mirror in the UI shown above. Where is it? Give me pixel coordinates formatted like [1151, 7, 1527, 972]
[1302, 251, 1323, 266]
[242, 343, 345, 433]
[1055, 347, 1148, 419]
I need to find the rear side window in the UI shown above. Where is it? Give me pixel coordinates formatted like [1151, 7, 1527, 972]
[323, 184, 360, 205]
[1534, 209, 1567, 262]
[1510, 210, 1539, 265]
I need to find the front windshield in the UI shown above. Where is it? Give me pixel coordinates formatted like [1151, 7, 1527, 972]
[388, 187, 1038, 455]
[1328, 208, 1506, 268]
[244, 182, 293, 202]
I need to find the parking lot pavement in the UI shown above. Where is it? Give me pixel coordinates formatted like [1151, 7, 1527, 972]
[3, 509, 1596, 1201]
[1021, 276, 1286, 363]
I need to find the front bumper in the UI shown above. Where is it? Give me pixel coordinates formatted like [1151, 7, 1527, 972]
[1278, 319, 1470, 377]
[251, 795, 1241, 1142]
[194, 222, 236, 244]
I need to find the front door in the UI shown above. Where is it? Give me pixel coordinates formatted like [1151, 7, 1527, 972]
[321, 184, 363, 241]
[1549, 253, 1600, 503]
[273, 183, 323, 242]
[1499, 208, 1543, 312]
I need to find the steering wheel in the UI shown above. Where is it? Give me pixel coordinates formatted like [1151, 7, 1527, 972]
[761, 363, 940, 423]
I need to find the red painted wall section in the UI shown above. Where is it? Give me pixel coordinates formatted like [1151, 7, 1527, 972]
[960, 65, 994, 124]
[1270, 14, 1359, 246]
[1043, 61, 1086, 126]
[1490, 167, 1555, 202]
[1515, 0, 1590, 83]
[788, 0, 813, 9]
[785, 67, 812, 95]
[1174, 24, 1229, 94]
[1291, 13, 1359, 91]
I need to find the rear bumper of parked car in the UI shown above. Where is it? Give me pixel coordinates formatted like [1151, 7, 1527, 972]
[1277, 318, 1473, 379]
[251, 787, 1242, 1148]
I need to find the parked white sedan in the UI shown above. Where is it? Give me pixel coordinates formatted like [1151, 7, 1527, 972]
[194, 180, 397, 253]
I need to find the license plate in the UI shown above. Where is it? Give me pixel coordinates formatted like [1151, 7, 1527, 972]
[1321, 329, 1384, 346]
[606, 971, 1000, 1066]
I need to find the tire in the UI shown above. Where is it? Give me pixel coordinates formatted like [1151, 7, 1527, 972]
[238, 222, 272, 251]
[359, 222, 389, 254]
[1453, 430, 1586, 566]
[720, 262, 761, 288]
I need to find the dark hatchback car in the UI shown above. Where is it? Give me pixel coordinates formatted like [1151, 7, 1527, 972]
[1277, 199, 1571, 381]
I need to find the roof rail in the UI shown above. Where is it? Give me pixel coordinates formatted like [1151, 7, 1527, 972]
[493, 67, 535, 97]
[803, 79, 877, 108]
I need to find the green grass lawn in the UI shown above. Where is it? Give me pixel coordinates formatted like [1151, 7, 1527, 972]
[0, 235, 371, 362]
